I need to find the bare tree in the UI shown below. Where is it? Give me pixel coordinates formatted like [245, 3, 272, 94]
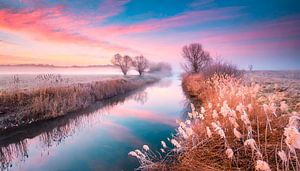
[132, 55, 149, 76]
[111, 54, 132, 75]
[182, 43, 212, 73]
[248, 65, 253, 72]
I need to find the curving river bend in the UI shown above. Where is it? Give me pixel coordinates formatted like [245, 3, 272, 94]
[0, 76, 187, 171]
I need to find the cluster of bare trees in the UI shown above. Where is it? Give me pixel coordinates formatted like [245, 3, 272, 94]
[111, 54, 149, 76]
[182, 43, 242, 77]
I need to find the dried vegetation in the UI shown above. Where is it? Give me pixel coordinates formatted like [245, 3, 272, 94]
[0, 76, 157, 131]
[129, 72, 300, 171]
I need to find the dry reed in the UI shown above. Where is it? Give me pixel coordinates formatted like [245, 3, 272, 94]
[129, 74, 300, 171]
[0, 76, 157, 131]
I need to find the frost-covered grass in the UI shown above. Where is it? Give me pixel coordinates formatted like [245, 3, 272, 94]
[0, 75, 158, 131]
[129, 73, 300, 170]
[246, 71, 300, 112]
[0, 74, 126, 91]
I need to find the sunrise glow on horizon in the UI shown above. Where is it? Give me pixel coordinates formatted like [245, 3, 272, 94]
[0, 0, 300, 70]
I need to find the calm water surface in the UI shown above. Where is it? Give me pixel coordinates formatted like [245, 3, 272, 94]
[0, 76, 187, 171]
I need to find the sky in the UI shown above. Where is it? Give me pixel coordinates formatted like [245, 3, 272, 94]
[0, 0, 300, 70]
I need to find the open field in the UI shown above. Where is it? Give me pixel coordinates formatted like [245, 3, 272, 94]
[0, 65, 134, 91]
[247, 71, 300, 112]
[0, 74, 133, 91]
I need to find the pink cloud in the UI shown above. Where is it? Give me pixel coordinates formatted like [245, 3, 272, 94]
[102, 120, 144, 145]
[0, 4, 243, 60]
[111, 107, 177, 126]
[0, 6, 134, 52]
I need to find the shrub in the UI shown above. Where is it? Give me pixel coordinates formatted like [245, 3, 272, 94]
[203, 59, 244, 78]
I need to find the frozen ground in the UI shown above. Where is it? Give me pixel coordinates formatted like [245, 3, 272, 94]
[0, 74, 127, 90]
[247, 70, 300, 111]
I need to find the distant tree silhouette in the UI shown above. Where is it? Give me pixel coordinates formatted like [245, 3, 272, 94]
[182, 43, 212, 73]
[149, 62, 172, 74]
[111, 54, 132, 75]
[132, 55, 149, 76]
[248, 65, 253, 72]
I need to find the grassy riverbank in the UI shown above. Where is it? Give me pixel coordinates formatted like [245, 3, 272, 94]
[0, 75, 158, 132]
[178, 72, 299, 170]
[129, 71, 300, 170]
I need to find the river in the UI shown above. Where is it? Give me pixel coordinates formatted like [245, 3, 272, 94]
[0, 76, 188, 171]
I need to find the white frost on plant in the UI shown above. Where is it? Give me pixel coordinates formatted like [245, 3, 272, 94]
[284, 126, 300, 151]
[241, 111, 251, 125]
[161, 141, 167, 149]
[135, 149, 146, 158]
[185, 127, 194, 137]
[225, 148, 234, 160]
[233, 128, 242, 140]
[185, 119, 191, 125]
[171, 139, 181, 148]
[280, 101, 288, 113]
[244, 138, 257, 151]
[201, 106, 206, 114]
[255, 160, 271, 171]
[128, 151, 138, 158]
[208, 102, 212, 109]
[277, 150, 287, 162]
[143, 145, 150, 151]
[236, 103, 245, 113]
[206, 126, 212, 138]
[178, 126, 188, 139]
[211, 122, 225, 139]
[212, 110, 219, 119]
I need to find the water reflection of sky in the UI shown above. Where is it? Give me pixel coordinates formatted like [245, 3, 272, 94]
[0, 76, 186, 171]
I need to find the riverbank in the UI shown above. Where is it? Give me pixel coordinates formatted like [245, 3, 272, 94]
[0, 75, 159, 132]
[178, 72, 299, 170]
[130, 72, 300, 170]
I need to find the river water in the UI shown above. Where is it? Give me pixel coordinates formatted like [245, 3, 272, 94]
[0, 76, 188, 171]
